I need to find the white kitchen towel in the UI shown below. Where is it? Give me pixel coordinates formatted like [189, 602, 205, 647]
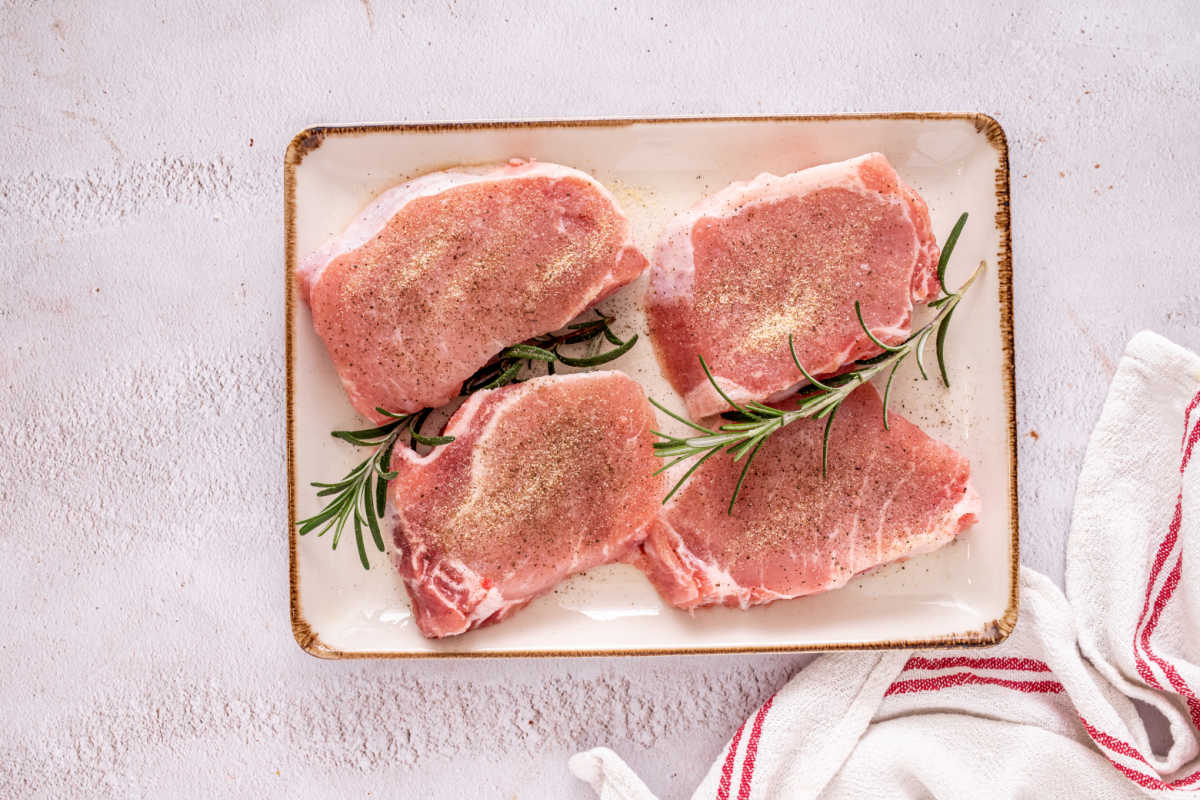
[570, 330, 1200, 799]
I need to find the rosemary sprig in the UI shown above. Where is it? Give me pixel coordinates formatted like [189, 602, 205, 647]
[651, 212, 981, 513]
[296, 407, 439, 570]
[297, 310, 637, 568]
[461, 309, 637, 393]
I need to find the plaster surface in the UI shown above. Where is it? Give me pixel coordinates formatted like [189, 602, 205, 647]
[2, 2, 1197, 797]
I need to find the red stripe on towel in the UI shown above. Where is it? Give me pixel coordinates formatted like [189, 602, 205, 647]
[1140, 555, 1200, 729]
[736, 694, 774, 800]
[1132, 389, 1200, 687]
[902, 656, 1051, 673]
[715, 719, 748, 800]
[885, 672, 1064, 696]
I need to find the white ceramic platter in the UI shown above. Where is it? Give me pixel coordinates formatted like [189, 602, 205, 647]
[285, 114, 1016, 658]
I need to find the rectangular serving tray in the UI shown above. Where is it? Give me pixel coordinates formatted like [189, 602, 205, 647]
[286, 113, 1016, 658]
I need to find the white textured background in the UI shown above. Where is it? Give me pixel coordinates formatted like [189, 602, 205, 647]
[2, 1, 1198, 797]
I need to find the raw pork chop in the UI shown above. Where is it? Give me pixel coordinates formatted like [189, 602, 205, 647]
[388, 371, 663, 638]
[635, 385, 979, 610]
[297, 160, 647, 422]
[647, 152, 940, 419]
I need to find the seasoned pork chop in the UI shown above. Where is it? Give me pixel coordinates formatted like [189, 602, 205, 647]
[297, 161, 647, 422]
[635, 386, 978, 610]
[389, 372, 664, 638]
[647, 153, 940, 419]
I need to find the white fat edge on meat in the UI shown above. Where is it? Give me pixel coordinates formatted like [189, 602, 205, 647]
[953, 481, 983, 528]
[900, 479, 982, 560]
[297, 159, 639, 297]
[387, 428, 513, 635]
[387, 372, 546, 472]
[675, 152, 922, 233]
[388, 384, 537, 635]
[864, 458, 961, 568]
[408, 550, 507, 636]
[872, 460, 915, 566]
[446, 557, 509, 630]
[842, 467, 873, 589]
[681, 374, 760, 423]
[839, 479, 982, 592]
[653, 516, 752, 610]
[812, 439, 981, 591]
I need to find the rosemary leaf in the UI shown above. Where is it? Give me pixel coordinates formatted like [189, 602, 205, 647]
[363, 475, 385, 552]
[854, 301, 903, 353]
[477, 359, 524, 391]
[729, 437, 766, 513]
[729, 428, 770, 461]
[652, 445, 703, 459]
[744, 401, 785, 417]
[343, 459, 374, 478]
[297, 501, 342, 535]
[913, 327, 931, 381]
[555, 333, 637, 367]
[937, 212, 968, 287]
[561, 329, 605, 344]
[820, 406, 839, 477]
[375, 440, 395, 511]
[331, 502, 353, 549]
[789, 336, 835, 391]
[699, 355, 752, 416]
[409, 413, 455, 447]
[662, 446, 722, 504]
[882, 359, 903, 431]
[649, 398, 716, 435]
[653, 453, 694, 476]
[504, 344, 558, 362]
[718, 421, 769, 432]
[331, 422, 400, 445]
[412, 432, 456, 447]
[686, 433, 747, 449]
[310, 471, 363, 489]
[936, 306, 956, 386]
[352, 510, 369, 570]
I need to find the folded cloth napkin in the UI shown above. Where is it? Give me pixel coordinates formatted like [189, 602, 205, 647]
[571, 331, 1200, 799]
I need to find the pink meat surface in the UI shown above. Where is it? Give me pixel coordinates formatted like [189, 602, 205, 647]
[388, 372, 664, 638]
[635, 385, 979, 610]
[297, 160, 647, 422]
[646, 152, 940, 419]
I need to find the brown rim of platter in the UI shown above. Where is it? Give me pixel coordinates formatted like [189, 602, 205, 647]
[285, 112, 1017, 659]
